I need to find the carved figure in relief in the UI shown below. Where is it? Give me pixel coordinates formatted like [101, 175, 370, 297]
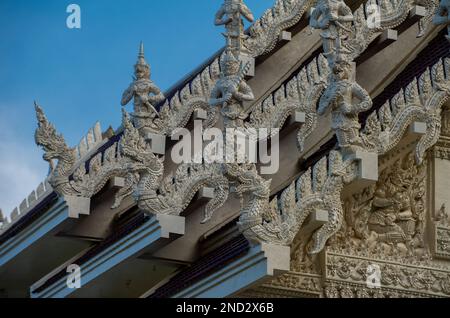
[209, 48, 254, 128]
[339, 152, 427, 257]
[121, 43, 165, 134]
[318, 59, 372, 155]
[215, 0, 254, 52]
[368, 189, 416, 243]
[433, 0, 450, 41]
[309, 0, 354, 63]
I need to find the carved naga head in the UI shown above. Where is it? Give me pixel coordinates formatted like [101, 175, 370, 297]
[227, 163, 271, 198]
[34, 102, 74, 169]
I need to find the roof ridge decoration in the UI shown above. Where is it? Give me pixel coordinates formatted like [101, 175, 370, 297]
[237, 150, 357, 254]
[240, 56, 450, 254]
[123, 42, 220, 137]
[242, 1, 441, 154]
[210, 0, 256, 128]
[361, 57, 450, 164]
[120, 109, 230, 223]
[243, 0, 316, 57]
[34, 103, 78, 196]
[344, 0, 430, 60]
[121, 42, 166, 135]
[235, 1, 447, 254]
[309, 0, 445, 156]
[34, 104, 135, 210]
[248, 54, 330, 152]
[28, 0, 443, 250]
[125, 1, 270, 225]
[122, 1, 258, 223]
[140, 0, 317, 137]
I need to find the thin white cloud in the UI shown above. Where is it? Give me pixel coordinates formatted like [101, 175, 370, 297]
[0, 116, 48, 219]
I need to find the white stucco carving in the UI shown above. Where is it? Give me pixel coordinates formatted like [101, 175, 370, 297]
[121, 42, 165, 135]
[361, 58, 450, 164]
[248, 54, 329, 152]
[209, 47, 255, 128]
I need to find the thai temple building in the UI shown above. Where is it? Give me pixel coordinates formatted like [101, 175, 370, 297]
[2, 0, 450, 298]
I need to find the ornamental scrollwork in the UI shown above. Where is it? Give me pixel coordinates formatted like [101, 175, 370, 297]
[120, 110, 230, 223]
[240, 50, 449, 257]
[248, 54, 329, 152]
[361, 58, 450, 164]
[235, 150, 358, 255]
[35, 103, 134, 208]
[243, 0, 315, 57]
[325, 253, 450, 297]
[342, 0, 437, 63]
[121, 43, 218, 137]
[140, 0, 317, 137]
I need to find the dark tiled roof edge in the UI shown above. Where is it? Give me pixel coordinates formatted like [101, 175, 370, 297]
[32, 211, 151, 294]
[149, 234, 250, 298]
[0, 191, 59, 246]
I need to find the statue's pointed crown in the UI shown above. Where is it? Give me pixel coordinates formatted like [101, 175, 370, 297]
[135, 42, 150, 70]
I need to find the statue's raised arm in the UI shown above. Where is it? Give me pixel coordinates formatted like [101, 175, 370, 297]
[335, 1, 353, 23]
[121, 83, 135, 107]
[239, 1, 254, 23]
[233, 81, 254, 102]
[215, 4, 230, 26]
[148, 82, 165, 105]
[215, 0, 254, 28]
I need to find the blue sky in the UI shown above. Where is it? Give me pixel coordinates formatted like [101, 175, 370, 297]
[0, 0, 273, 217]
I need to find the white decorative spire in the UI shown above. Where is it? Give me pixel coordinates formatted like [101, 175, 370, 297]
[136, 41, 150, 70]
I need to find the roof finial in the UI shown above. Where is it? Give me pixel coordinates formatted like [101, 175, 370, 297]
[136, 41, 149, 69]
[139, 41, 145, 59]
